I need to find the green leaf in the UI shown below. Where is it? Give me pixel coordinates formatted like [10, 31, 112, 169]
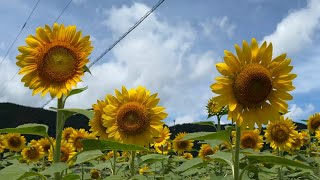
[208, 151, 234, 168]
[40, 162, 68, 175]
[18, 172, 46, 180]
[182, 129, 231, 143]
[84, 65, 92, 75]
[204, 139, 224, 148]
[75, 149, 104, 165]
[192, 121, 215, 126]
[139, 154, 169, 165]
[174, 158, 204, 172]
[93, 162, 112, 170]
[63, 86, 88, 106]
[82, 139, 148, 151]
[0, 124, 49, 137]
[62, 174, 81, 180]
[103, 175, 123, 180]
[59, 108, 94, 120]
[0, 164, 30, 180]
[246, 154, 313, 169]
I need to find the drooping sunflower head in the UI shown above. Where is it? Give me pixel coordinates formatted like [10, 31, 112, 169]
[206, 97, 223, 115]
[102, 86, 168, 146]
[155, 141, 171, 155]
[153, 126, 171, 147]
[69, 128, 93, 151]
[21, 144, 45, 163]
[89, 100, 109, 139]
[90, 169, 101, 179]
[5, 133, 26, 152]
[211, 38, 296, 128]
[265, 116, 298, 150]
[173, 132, 194, 155]
[240, 129, 263, 151]
[198, 144, 216, 160]
[182, 152, 193, 160]
[16, 23, 93, 98]
[48, 140, 76, 164]
[307, 113, 320, 133]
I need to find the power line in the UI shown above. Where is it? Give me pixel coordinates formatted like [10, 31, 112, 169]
[41, 0, 166, 108]
[0, 0, 41, 66]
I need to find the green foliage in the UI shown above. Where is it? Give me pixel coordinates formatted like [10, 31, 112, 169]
[0, 123, 49, 137]
[81, 139, 148, 151]
[74, 149, 104, 164]
[40, 162, 68, 176]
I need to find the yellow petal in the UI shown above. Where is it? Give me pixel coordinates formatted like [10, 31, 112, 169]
[216, 63, 234, 77]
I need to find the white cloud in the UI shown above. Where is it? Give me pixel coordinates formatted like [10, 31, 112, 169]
[200, 16, 236, 38]
[285, 103, 315, 121]
[262, 0, 320, 56]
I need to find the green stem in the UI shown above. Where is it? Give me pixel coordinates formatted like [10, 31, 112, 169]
[234, 125, 241, 180]
[112, 150, 117, 175]
[276, 148, 283, 180]
[130, 151, 136, 177]
[54, 97, 65, 180]
[81, 163, 84, 180]
[217, 115, 221, 131]
[216, 115, 223, 175]
[161, 145, 165, 176]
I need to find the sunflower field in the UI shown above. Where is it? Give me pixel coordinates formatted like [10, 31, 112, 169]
[0, 20, 320, 180]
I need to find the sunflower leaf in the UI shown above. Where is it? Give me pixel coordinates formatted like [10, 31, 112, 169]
[0, 164, 30, 180]
[58, 108, 94, 120]
[81, 139, 148, 151]
[18, 172, 46, 180]
[192, 121, 215, 127]
[181, 129, 231, 143]
[40, 162, 68, 175]
[139, 154, 169, 165]
[83, 65, 92, 75]
[0, 123, 49, 137]
[174, 158, 205, 172]
[74, 149, 104, 165]
[62, 174, 81, 180]
[63, 86, 88, 106]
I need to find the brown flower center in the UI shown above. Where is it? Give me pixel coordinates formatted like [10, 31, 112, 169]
[91, 170, 101, 179]
[117, 102, 148, 135]
[233, 64, 272, 107]
[203, 146, 214, 156]
[60, 147, 69, 162]
[27, 147, 39, 160]
[74, 137, 83, 149]
[176, 140, 188, 150]
[40, 46, 77, 83]
[311, 118, 320, 131]
[241, 133, 257, 149]
[43, 144, 51, 153]
[8, 136, 22, 148]
[271, 124, 290, 143]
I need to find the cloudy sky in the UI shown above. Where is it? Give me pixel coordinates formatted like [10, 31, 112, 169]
[0, 0, 319, 126]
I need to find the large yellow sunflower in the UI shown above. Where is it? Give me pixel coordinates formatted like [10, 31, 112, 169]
[240, 129, 263, 151]
[155, 141, 171, 155]
[211, 38, 296, 128]
[48, 140, 76, 164]
[69, 128, 95, 151]
[153, 126, 171, 147]
[307, 113, 320, 133]
[102, 86, 168, 146]
[199, 144, 216, 160]
[173, 132, 194, 155]
[5, 133, 26, 152]
[16, 23, 93, 98]
[89, 100, 109, 139]
[21, 144, 45, 163]
[265, 116, 298, 150]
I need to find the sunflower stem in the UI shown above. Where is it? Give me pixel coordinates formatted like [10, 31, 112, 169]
[217, 115, 221, 131]
[112, 150, 117, 175]
[217, 115, 223, 175]
[276, 148, 283, 180]
[234, 125, 241, 180]
[81, 163, 84, 180]
[54, 97, 65, 180]
[130, 150, 136, 177]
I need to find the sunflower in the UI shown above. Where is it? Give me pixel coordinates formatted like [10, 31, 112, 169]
[89, 100, 109, 139]
[199, 144, 216, 160]
[153, 126, 171, 147]
[30, 137, 54, 154]
[206, 97, 223, 115]
[211, 38, 296, 128]
[155, 141, 171, 155]
[265, 116, 298, 150]
[16, 23, 93, 98]
[69, 128, 94, 151]
[307, 113, 320, 133]
[315, 131, 320, 142]
[173, 132, 194, 155]
[100, 151, 120, 161]
[48, 140, 76, 164]
[139, 165, 153, 175]
[62, 127, 76, 141]
[288, 132, 304, 153]
[90, 169, 101, 179]
[21, 144, 45, 163]
[240, 129, 263, 151]
[0, 135, 7, 153]
[183, 152, 193, 160]
[102, 86, 168, 146]
[300, 131, 310, 146]
[5, 133, 26, 152]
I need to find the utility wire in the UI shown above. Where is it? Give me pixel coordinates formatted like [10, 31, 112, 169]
[41, 0, 166, 108]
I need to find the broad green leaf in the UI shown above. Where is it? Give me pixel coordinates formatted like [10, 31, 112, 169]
[59, 108, 94, 120]
[18, 172, 46, 180]
[93, 162, 112, 170]
[181, 167, 204, 176]
[208, 151, 234, 168]
[63, 86, 88, 106]
[246, 154, 313, 169]
[192, 121, 215, 126]
[174, 158, 204, 172]
[63, 174, 81, 180]
[182, 129, 231, 143]
[139, 154, 169, 165]
[84, 65, 92, 75]
[41, 162, 68, 175]
[204, 139, 224, 148]
[75, 149, 104, 164]
[131, 174, 148, 180]
[0, 164, 29, 180]
[0, 124, 48, 137]
[82, 139, 148, 151]
[103, 175, 123, 180]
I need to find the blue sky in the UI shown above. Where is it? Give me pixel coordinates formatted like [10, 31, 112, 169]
[0, 0, 319, 126]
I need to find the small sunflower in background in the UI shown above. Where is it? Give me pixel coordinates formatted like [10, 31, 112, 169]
[0, 135, 7, 153]
[69, 128, 95, 151]
[315, 131, 320, 142]
[139, 165, 153, 175]
[30, 137, 54, 155]
[211, 38, 296, 128]
[90, 169, 101, 179]
[155, 141, 171, 155]
[287, 132, 304, 153]
[300, 131, 310, 146]
[307, 113, 320, 133]
[102, 86, 167, 146]
[153, 126, 171, 147]
[48, 140, 76, 164]
[62, 127, 76, 141]
[16, 23, 93, 98]
[5, 133, 26, 152]
[173, 132, 194, 155]
[206, 98, 223, 115]
[21, 144, 45, 163]
[182, 152, 193, 160]
[89, 100, 109, 139]
[265, 116, 298, 151]
[198, 144, 216, 160]
[240, 129, 263, 151]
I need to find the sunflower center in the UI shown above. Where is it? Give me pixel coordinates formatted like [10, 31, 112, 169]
[241, 134, 256, 149]
[271, 125, 290, 143]
[117, 102, 148, 135]
[91, 170, 101, 179]
[27, 147, 39, 160]
[74, 137, 83, 149]
[60, 147, 69, 162]
[311, 119, 320, 131]
[40, 46, 77, 83]
[176, 140, 188, 149]
[43, 144, 51, 153]
[233, 64, 272, 107]
[203, 147, 214, 156]
[8, 137, 22, 148]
